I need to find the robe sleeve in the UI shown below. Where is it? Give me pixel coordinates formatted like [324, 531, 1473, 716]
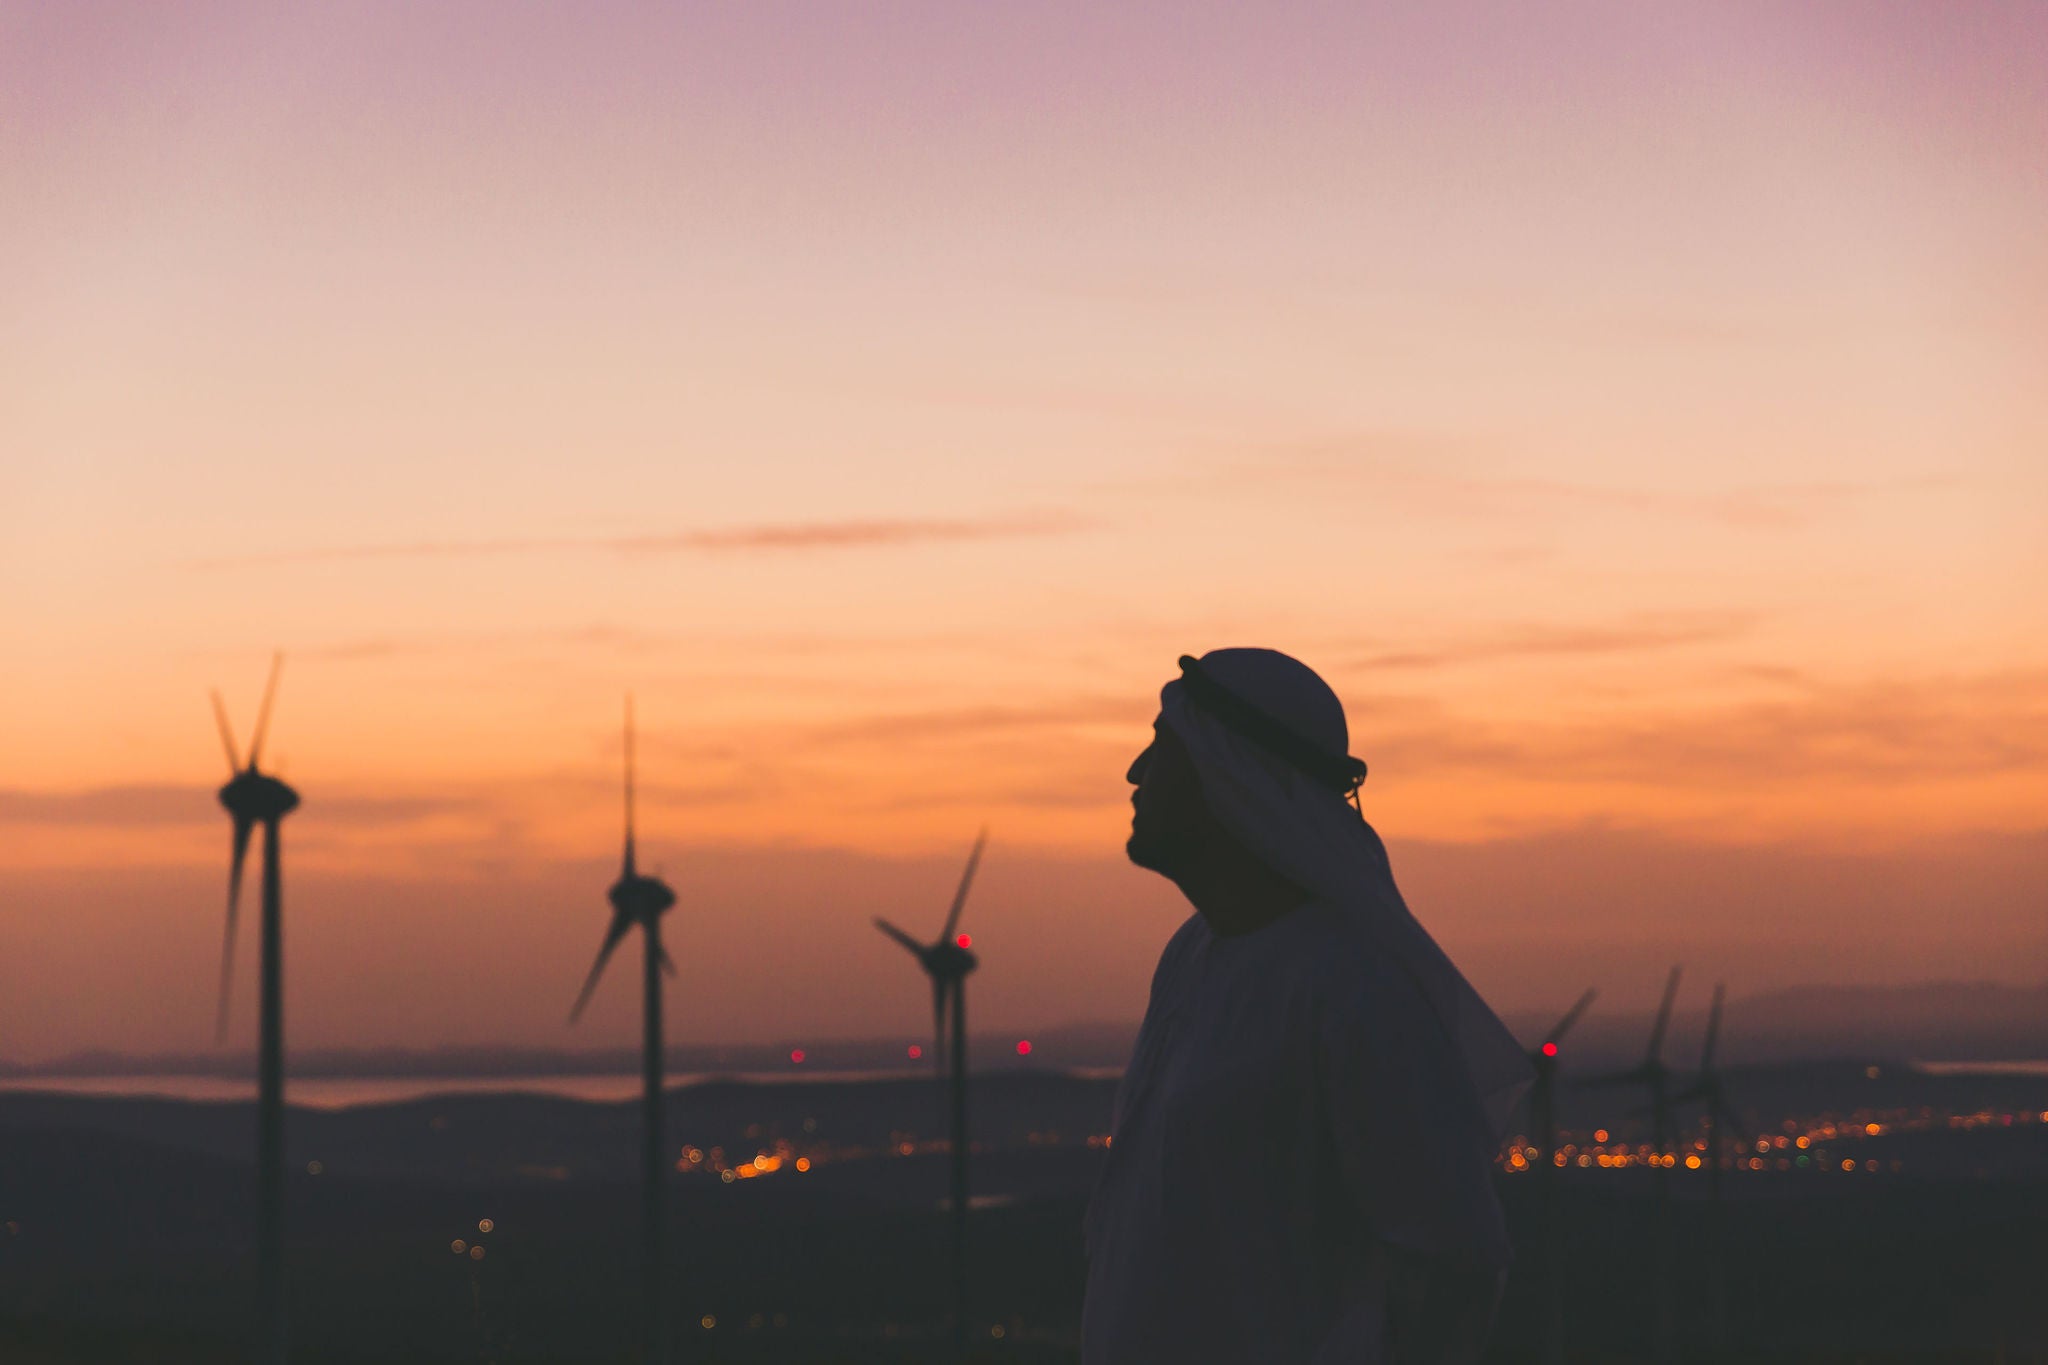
[1313, 951, 1512, 1269]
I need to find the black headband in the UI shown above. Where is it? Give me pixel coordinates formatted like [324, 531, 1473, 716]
[1176, 655, 1368, 795]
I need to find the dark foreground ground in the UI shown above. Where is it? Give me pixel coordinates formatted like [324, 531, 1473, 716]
[2, 1067, 2045, 1363]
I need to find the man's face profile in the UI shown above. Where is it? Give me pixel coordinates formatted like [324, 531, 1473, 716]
[1125, 721, 1213, 875]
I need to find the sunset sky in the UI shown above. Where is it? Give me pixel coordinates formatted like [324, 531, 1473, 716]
[4, 1, 2044, 1063]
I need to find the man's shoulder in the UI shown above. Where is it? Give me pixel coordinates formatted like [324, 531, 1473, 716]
[1290, 901, 1432, 1015]
[1155, 913, 1208, 969]
[1142, 913, 1209, 992]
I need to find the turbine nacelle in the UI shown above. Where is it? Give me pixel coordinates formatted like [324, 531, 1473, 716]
[219, 769, 300, 823]
[923, 939, 978, 981]
[609, 873, 676, 922]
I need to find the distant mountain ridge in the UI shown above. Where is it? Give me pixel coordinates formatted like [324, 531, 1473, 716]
[0, 1021, 1142, 1079]
[1501, 979, 2048, 1065]
[4, 982, 2042, 1077]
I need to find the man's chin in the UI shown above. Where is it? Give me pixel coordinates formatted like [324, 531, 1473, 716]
[1125, 827, 1184, 875]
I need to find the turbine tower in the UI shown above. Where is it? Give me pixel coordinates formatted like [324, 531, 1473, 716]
[568, 697, 677, 1364]
[210, 654, 298, 1365]
[1673, 982, 1737, 1357]
[1587, 964, 1684, 1365]
[874, 829, 987, 1359]
[1527, 987, 1596, 1365]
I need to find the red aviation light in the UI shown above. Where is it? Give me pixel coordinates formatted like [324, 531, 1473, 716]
[1015, 1040, 1032, 1057]
[907, 1044, 922, 1060]
[1542, 1042, 1559, 1058]
[956, 934, 972, 949]
[789, 1049, 805, 1065]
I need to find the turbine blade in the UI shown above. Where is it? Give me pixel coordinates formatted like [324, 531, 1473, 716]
[1548, 988, 1598, 1045]
[1700, 982, 1725, 1070]
[658, 942, 677, 977]
[1647, 964, 1683, 1064]
[216, 817, 254, 1040]
[568, 917, 633, 1024]
[622, 694, 636, 875]
[873, 917, 925, 957]
[210, 691, 242, 775]
[247, 653, 283, 769]
[939, 828, 987, 943]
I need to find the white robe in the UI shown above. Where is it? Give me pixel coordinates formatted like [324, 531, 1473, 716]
[1081, 903, 1510, 1365]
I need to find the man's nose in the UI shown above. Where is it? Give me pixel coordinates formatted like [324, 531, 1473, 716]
[1126, 744, 1153, 786]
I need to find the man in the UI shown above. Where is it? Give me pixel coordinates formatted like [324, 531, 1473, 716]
[1081, 649, 1531, 1365]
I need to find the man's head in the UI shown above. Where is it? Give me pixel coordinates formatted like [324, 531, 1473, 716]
[1126, 649, 1357, 878]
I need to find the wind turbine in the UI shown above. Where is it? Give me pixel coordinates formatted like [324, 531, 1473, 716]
[1526, 988, 1596, 1365]
[568, 697, 677, 1365]
[874, 829, 987, 1358]
[210, 653, 298, 1365]
[1586, 966, 1683, 1160]
[1673, 982, 1737, 1357]
[1672, 983, 1736, 1202]
[1528, 988, 1597, 1170]
[1586, 964, 1683, 1365]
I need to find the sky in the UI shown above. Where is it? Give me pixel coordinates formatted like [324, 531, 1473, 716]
[3, 1, 2044, 1063]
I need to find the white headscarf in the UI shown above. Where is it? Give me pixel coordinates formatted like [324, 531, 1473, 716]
[1158, 647, 1532, 1140]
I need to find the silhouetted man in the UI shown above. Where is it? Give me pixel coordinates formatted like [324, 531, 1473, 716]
[1082, 649, 1530, 1365]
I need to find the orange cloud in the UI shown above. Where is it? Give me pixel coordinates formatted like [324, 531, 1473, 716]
[1342, 611, 1758, 671]
[187, 511, 1091, 569]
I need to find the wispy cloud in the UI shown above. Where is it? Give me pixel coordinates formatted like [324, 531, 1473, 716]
[1344, 611, 1758, 671]
[1354, 464, 1949, 532]
[286, 624, 1012, 667]
[0, 786, 476, 829]
[805, 698, 1145, 748]
[1147, 437, 1963, 532]
[1357, 668, 2048, 785]
[189, 511, 1091, 570]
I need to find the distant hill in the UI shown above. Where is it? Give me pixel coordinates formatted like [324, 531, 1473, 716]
[3, 982, 2040, 1078]
[0, 1021, 1140, 1080]
[1502, 979, 2048, 1066]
